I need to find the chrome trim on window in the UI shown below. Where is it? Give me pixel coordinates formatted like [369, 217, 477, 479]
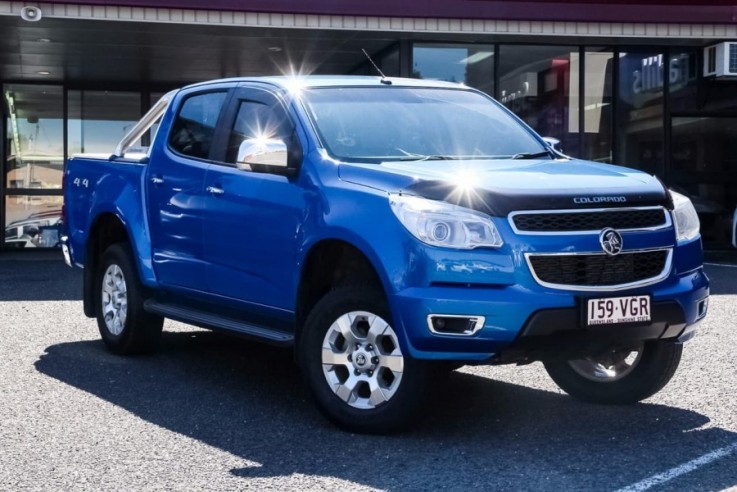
[524, 248, 673, 292]
[427, 314, 486, 336]
[508, 206, 671, 235]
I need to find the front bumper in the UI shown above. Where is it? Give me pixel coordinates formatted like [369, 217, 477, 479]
[389, 267, 709, 362]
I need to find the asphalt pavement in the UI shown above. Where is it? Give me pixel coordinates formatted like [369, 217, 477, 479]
[1, 252, 736, 491]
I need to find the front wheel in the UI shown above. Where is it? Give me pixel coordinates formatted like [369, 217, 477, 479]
[95, 243, 164, 354]
[543, 340, 683, 404]
[300, 286, 434, 434]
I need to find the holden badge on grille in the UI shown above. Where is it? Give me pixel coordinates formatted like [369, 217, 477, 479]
[599, 228, 623, 256]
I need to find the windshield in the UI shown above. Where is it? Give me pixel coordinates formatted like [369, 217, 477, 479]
[301, 87, 549, 163]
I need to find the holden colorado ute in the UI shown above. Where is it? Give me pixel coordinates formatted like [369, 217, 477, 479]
[62, 76, 709, 434]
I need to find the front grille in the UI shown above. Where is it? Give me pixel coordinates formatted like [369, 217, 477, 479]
[528, 250, 669, 288]
[512, 208, 667, 232]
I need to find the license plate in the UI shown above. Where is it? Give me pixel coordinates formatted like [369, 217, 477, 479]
[586, 295, 651, 326]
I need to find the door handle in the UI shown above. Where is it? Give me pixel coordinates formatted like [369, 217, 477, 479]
[150, 176, 164, 185]
[206, 186, 225, 195]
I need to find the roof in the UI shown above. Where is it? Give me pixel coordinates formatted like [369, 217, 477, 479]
[184, 75, 470, 91]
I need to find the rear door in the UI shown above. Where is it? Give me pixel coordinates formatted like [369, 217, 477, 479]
[147, 86, 231, 290]
[201, 85, 307, 312]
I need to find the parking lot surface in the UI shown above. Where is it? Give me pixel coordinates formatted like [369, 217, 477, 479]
[1, 253, 736, 491]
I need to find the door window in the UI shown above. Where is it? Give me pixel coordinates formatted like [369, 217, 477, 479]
[169, 91, 228, 159]
[225, 100, 292, 166]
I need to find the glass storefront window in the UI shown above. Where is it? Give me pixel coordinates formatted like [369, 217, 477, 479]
[668, 49, 700, 113]
[669, 116, 737, 247]
[67, 91, 141, 156]
[617, 51, 665, 175]
[4, 195, 64, 249]
[583, 49, 614, 163]
[3, 85, 65, 190]
[379, 46, 400, 77]
[669, 47, 737, 113]
[498, 45, 580, 157]
[350, 46, 400, 77]
[413, 43, 494, 95]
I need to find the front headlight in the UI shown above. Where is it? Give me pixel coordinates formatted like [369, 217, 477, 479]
[670, 190, 700, 242]
[389, 193, 503, 249]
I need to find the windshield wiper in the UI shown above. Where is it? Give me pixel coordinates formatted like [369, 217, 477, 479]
[511, 150, 552, 160]
[397, 154, 455, 161]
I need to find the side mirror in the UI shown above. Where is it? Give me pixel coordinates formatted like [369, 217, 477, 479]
[237, 138, 288, 170]
[542, 136, 562, 152]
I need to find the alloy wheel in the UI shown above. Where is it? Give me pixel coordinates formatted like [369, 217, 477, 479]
[321, 311, 404, 410]
[101, 264, 128, 336]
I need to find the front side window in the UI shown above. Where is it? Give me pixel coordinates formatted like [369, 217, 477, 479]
[301, 87, 546, 164]
[225, 100, 292, 165]
[169, 91, 228, 159]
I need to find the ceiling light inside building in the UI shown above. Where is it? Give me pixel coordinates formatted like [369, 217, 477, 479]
[37, 71, 50, 75]
[38, 38, 51, 43]
[268, 46, 283, 52]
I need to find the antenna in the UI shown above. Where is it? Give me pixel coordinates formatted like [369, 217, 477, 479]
[362, 49, 392, 84]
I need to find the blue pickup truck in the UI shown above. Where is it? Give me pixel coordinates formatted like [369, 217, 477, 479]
[63, 76, 709, 433]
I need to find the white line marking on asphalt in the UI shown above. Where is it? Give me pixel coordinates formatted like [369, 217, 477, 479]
[704, 262, 737, 268]
[615, 441, 737, 492]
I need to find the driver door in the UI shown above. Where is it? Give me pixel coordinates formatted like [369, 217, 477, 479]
[201, 86, 306, 313]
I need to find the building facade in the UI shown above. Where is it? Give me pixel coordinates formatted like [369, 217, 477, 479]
[2, 0, 737, 249]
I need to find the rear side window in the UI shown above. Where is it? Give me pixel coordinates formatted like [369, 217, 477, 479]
[169, 91, 228, 159]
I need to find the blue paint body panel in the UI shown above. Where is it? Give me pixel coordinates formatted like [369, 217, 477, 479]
[63, 76, 709, 361]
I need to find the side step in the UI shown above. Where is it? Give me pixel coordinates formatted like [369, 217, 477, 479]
[144, 300, 294, 347]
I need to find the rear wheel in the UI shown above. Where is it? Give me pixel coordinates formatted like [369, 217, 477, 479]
[95, 243, 163, 354]
[300, 286, 434, 434]
[544, 340, 682, 404]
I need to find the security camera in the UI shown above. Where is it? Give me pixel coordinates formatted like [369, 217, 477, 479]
[20, 6, 42, 22]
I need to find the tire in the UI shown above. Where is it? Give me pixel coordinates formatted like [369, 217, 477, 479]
[543, 340, 683, 404]
[95, 243, 164, 354]
[300, 285, 435, 434]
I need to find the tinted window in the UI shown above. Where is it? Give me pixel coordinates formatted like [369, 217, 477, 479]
[169, 91, 228, 159]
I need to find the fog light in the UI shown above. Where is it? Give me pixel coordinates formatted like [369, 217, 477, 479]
[697, 298, 708, 319]
[427, 315, 485, 336]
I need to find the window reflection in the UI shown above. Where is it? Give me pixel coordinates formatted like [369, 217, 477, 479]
[413, 43, 494, 95]
[498, 45, 580, 157]
[4, 195, 63, 249]
[583, 50, 613, 163]
[617, 51, 665, 175]
[669, 49, 719, 113]
[4, 85, 64, 190]
[669, 116, 737, 247]
[67, 91, 141, 156]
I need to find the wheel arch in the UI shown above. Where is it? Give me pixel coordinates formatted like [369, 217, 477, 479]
[83, 212, 133, 317]
[295, 238, 389, 348]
